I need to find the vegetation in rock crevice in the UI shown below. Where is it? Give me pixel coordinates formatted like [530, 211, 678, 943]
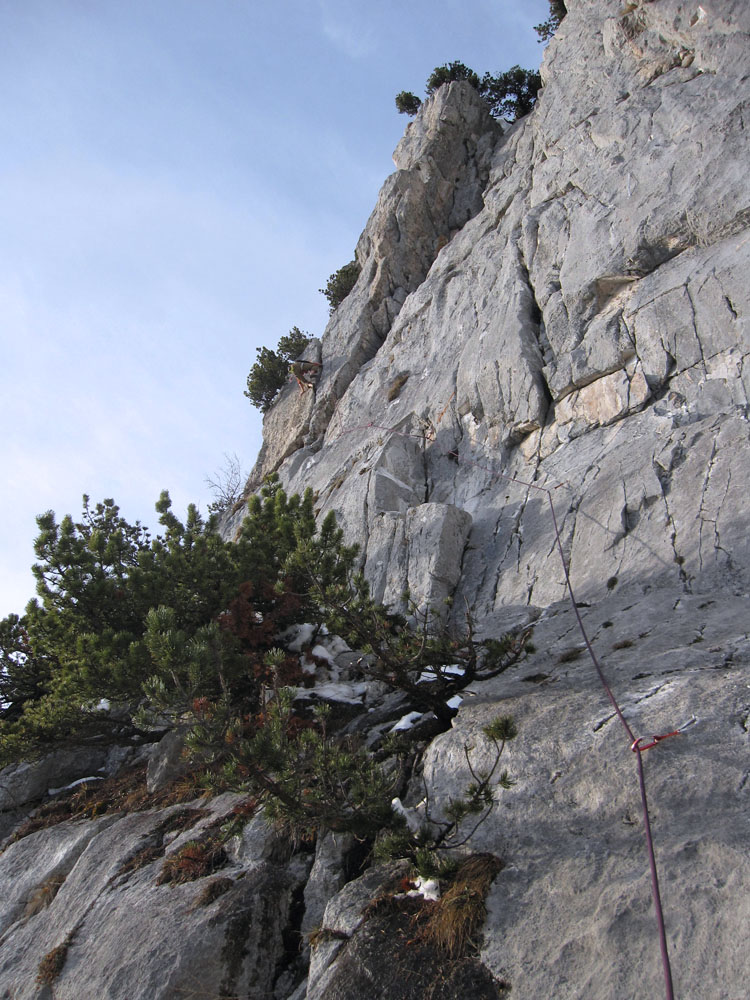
[157, 835, 229, 885]
[36, 939, 72, 986]
[396, 59, 542, 122]
[244, 326, 312, 413]
[5, 764, 213, 848]
[314, 855, 510, 999]
[1, 476, 522, 855]
[319, 259, 361, 314]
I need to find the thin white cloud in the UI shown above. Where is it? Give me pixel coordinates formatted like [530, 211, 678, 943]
[317, 0, 378, 58]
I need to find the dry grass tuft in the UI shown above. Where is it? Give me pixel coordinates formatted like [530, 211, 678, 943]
[114, 807, 211, 880]
[557, 646, 584, 663]
[192, 876, 235, 909]
[23, 875, 65, 918]
[387, 373, 410, 401]
[419, 854, 502, 958]
[8, 763, 216, 848]
[307, 925, 350, 949]
[612, 639, 634, 650]
[157, 836, 228, 886]
[36, 938, 72, 985]
[117, 843, 165, 879]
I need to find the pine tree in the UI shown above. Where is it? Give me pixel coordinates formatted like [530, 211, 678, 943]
[480, 66, 542, 120]
[244, 328, 312, 413]
[426, 61, 481, 95]
[319, 261, 360, 314]
[534, 0, 567, 43]
[395, 91, 422, 116]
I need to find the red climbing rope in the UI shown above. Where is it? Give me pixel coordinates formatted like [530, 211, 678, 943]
[545, 489, 676, 1000]
[334, 417, 684, 999]
[336, 421, 428, 441]
[455, 444, 678, 998]
[436, 390, 455, 425]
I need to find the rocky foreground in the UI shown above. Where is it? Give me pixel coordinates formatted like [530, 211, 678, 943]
[2, 1, 749, 997]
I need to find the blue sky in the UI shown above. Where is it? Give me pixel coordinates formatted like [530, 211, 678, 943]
[0, 0, 550, 615]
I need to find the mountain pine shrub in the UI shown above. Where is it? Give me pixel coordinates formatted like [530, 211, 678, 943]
[480, 66, 542, 120]
[397, 58, 541, 124]
[395, 91, 422, 116]
[426, 61, 481, 95]
[1, 476, 522, 846]
[244, 326, 311, 413]
[319, 261, 360, 314]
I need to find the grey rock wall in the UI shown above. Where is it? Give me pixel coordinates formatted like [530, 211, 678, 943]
[2, 2, 749, 999]
[236, 1, 750, 997]
[253, 0, 750, 624]
[423, 584, 750, 998]
[240, 81, 500, 494]
[0, 793, 310, 1000]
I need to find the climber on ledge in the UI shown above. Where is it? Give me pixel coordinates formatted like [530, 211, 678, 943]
[291, 359, 322, 394]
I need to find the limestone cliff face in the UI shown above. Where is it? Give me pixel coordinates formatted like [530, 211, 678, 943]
[246, 80, 500, 490]
[2, 3, 749, 999]
[247, 0, 750, 620]
[238, 1, 750, 995]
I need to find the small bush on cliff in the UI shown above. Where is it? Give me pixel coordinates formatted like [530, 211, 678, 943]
[426, 61, 481, 95]
[1, 476, 522, 847]
[244, 326, 311, 413]
[534, 1, 567, 43]
[395, 90, 422, 115]
[319, 260, 360, 314]
[480, 66, 542, 120]
[397, 59, 541, 122]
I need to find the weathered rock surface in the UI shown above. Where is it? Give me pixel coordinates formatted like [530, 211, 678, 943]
[3, 1, 750, 998]
[423, 584, 750, 998]
[234, 0, 750, 996]
[0, 793, 311, 1000]
[145, 728, 187, 793]
[239, 80, 500, 495]
[263, 0, 750, 625]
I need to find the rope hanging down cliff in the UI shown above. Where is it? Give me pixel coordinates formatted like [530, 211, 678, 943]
[333, 414, 690, 1000]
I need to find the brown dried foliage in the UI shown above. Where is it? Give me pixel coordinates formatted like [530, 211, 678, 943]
[36, 939, 71, 985]
[23, 875, 65, 918]
[114, 808, 210, 880]
[192, 876, 235, 909]
[7, 764, 209, 848]
[557, 646, 584, 663]
[157, 835, 228, 885]
[387, 373, 410, 401]
[419, 854, 503, 959]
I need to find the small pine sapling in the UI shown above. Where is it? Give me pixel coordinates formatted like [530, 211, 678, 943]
[379, 716, 518, 871]
[419, 716, 517, 851]
[395, 91, 422, 115]
[319, 261, 361, 314]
